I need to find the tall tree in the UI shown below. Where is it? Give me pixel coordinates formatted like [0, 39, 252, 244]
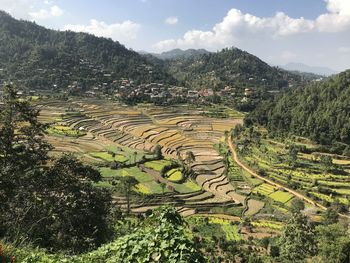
[114, 176, 139, 215]
[316, 224, 350, 263]
[0, 85, 113, 253]
[278, 212, 316, 262]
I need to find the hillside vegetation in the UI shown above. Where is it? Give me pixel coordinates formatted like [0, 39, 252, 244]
[247, 69, 350, 147]
[0, 11, 175, 91]
[164, 47, 302, 91]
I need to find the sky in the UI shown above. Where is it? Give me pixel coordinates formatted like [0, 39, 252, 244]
[1, 0, 350, 71]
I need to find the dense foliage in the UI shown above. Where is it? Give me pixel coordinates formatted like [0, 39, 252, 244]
[0, 11, 175, 91]
[149, 48, 211, 60]
[0, 85, 113, 253]
[247, 70, 350, 146]
[8, 207, 205, 263]
[164, 47, 302, 91]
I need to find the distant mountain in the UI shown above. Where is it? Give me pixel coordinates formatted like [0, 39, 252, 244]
[281, 63, 338, 76]
[0, 10, 175, 91]
[248, 69, 350, 145]
[147, 49, 211, 60]
[164, 47, 303, 91]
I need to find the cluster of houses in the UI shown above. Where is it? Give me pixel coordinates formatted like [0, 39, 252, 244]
[105, 79, 256, 104]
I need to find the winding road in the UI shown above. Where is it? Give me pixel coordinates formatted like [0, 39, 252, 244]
[228, 135, 350, 219]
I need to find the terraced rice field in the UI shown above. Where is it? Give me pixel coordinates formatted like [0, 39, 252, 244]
[245, 139, 350, 207]
[144, 160, 172, 171]
[269, 191, 294, 204]
[251, 220, 284, 230]
[166, 169, 183, 182]
[38, 99, 246, 215]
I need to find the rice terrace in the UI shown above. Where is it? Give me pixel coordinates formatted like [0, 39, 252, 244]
[1, 1, 350, 261]
[39, 99, 250, 216]
[37, 97, 350, 222]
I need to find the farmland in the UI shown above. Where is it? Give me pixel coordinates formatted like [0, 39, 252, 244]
[38, 98, 251, 216]
[34, 97, 350, 250]
[232, 129, 350, 216]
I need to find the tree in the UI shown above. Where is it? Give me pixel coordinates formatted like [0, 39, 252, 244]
[278, 212, 316, 262]
[290, 199, 305, 213]
[0, 84, 52, 238]
[233, 124, 243, 138]
[0, 85, 51, 170]
[316, 224, 350, 263]
[323, 207, 339, 225]
[185, 151, 196, 167]
[183, 151, 196, 176]
[160, 182, 166, 194]
[343, 146, 350, 157]
[153, 144, 163, 159]
[24, 155, 112, 253]
[287, 144, 299, 168]
[0, 85, 113, 253]
[114, 176, 138, 215]
[320, 155, 333, 173]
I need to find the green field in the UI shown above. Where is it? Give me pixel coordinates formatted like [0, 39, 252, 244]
[166, 168, 183, 181]
[144, 160, 172, 171]
[46, 125, 86, 137]
[208, 218, 241, 241]
[99, 167, 167, 194]
[90, 152, 128, 163]
[269, 191, 294, 204]
[173, 180, 201, 193]
[241, 137, 350, 208]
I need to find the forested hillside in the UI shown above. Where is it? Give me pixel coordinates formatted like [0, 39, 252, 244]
[164, 47, 303, 91]
[0, 11, 175, 91]
[150, 48, 211, 60]
[246, 69, 350, 146]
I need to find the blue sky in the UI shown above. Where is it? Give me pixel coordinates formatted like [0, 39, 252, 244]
[1, 0, 350, 71]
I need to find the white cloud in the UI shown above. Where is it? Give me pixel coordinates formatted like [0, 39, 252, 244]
[280, 51, 297, 61]
[165, 16, 178, 25]
[29, 5, 63, 19]
[0, 0, 63, 20]
[0, 0, 36, 18]
[338, 46, 350, 53]
[153, 0, 350, 52]
[64, 19, 141, 43]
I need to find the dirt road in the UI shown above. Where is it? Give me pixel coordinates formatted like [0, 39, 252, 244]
[228, 136, 329, 209]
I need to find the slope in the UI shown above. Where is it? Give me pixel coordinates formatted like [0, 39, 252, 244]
[247, 69, 350, 146]
[0, 11, 175, 91]
[164, 47, 302, 91]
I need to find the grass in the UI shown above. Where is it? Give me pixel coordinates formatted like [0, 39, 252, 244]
[144, 160, 172, 171]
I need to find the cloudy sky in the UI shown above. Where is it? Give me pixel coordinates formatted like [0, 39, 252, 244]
[1, 0, 350, 71]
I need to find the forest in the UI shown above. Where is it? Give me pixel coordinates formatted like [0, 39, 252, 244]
[0, 11, 176, 90]
[246, 69, 350, 151]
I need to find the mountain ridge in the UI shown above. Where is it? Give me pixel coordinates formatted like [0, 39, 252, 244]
[0, 10, 176, 91]
[281, 62, 338, 76]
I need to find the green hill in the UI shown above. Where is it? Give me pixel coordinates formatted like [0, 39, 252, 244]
[164, 47, 303, 91]
[247, 69, 350, 146]
[0, 11, 175, 91]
